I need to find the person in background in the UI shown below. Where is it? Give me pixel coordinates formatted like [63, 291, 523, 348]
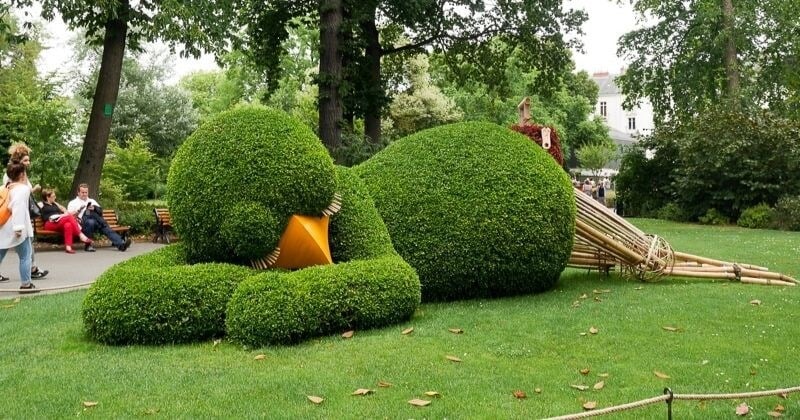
[597, 182, 606, 206]
[0, 162, 37, 292]
[582, 178, 593, 196]
[67, 183, 131, 252]
[2, 143, 48, 280]
[40, 188, 94, 254]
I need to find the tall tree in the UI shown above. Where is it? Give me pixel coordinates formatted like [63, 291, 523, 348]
[240, 0, 586, 149]
[617, 0, 800, 123]
[12, 0, 239, 195]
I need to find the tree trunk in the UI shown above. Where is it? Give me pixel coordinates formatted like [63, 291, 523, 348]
[71, 12, 128, 197]
[721, 0, 740, 99]
[318, 0, 343, 151]
[361, 16, 382, 144]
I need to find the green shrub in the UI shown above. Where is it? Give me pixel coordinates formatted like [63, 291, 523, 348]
[329, 131, 389, 167]
[226, 255, 420, 346]
[329, 166, 397, 262]
[737, 203, 774, 229]
[166, 105, 336, 264]
[355, 121, 575, 301]
[117, 206, 155, 235]
[698, 208, 730, 225]
[771, 195, 800, 231]
[83, 245, 254, 345]
[657, 202, 689, 222]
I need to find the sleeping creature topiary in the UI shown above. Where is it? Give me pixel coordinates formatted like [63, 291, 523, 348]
[82, 106, 420, 345]
[82, 108, 574, 346]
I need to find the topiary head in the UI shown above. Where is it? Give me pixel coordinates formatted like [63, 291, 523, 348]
[167, 105, 336, 264]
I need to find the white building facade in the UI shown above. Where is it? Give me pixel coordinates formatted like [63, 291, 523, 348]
[592, 72, 654, 137]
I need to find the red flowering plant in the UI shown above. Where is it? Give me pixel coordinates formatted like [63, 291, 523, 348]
[510, 124, 564, 166]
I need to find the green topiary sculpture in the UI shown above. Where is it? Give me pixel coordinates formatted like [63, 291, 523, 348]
[83, 106, 420, 346]
[354, 121, 576, 301]
[167, 105, 337, 264]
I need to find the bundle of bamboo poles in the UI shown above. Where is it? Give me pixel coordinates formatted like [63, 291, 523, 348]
[568, 188, 797, 287]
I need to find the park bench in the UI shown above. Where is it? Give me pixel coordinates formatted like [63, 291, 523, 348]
[34, 209, 130, 244]
[152, 208, 174, 243]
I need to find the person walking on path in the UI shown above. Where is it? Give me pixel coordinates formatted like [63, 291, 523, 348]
[2, 142, 48, 280]
[0, 162, 37, 293]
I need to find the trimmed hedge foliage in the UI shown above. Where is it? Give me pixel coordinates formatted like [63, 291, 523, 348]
[82, 245, 255, 345]
[83, 136, 421, 346]
[226, 255, 420, 346]
[355, 121, 575, 301]
[329, 166, 398, 262]
[167, 105, 336, 264]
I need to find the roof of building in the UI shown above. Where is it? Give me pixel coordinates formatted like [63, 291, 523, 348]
[592, 72, 621, 96]
[608, 127, 635, 147]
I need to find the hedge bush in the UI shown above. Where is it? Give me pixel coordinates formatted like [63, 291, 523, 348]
[166, 105, 337, 264]
[772, 196, 800, 231]
[226, 255, 420, 346]
[737, 203, 773, 229]
[355, 121, 575, 301]
[83, 245, 254, 344]
[329, 166, 398, 262]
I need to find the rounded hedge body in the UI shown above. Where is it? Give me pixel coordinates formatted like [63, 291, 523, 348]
[167, 105, 336, 264]
[355, 121, 575, 301]
[82, 245, 255, 345]
[226, 255, 420, 346]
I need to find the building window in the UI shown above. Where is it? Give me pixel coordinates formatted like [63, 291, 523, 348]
[628, 117, 636, 131]
[599, 101, 607, 117]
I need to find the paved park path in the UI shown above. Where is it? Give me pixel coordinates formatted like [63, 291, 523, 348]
[0, 241, 165, 298]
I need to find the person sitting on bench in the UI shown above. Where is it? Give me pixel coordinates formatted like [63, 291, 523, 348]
[40, 188, 94, 254]
[66, 183, 131, 252]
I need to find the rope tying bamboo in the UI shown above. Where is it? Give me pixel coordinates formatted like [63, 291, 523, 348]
[544, 385, 800, 420]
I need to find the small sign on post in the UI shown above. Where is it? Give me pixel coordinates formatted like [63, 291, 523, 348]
[541, 127, 551, 150]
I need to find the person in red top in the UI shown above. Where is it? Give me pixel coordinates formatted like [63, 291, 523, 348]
[39, 188, 93, 254]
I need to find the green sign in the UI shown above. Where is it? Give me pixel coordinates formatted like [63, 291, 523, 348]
[103, 103, 114, 117]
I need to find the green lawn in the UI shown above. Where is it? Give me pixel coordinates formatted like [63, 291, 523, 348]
[1, 219, 798, 418]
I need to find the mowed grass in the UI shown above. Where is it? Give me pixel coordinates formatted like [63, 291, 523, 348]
[1, 219, 798, 418]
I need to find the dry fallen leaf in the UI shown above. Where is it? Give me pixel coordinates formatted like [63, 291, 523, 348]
[446, 355, 462, 362]
[593, 289, 611, 294]
[424, 391, 441, 397]
[654, 371, 671, 379]
[634, 286, 644, 290]
[750, 299, 762, 306]
[589, 326, 599, 335]
[570, 384, 589, 391]
[583, 401, 597, 410]
[1, 304, 14, 309]
[534, 388, 542, 394]
[735, 402, 750, 416]
[448, 328, 464, 334]
[143, 407, 160, 415]
[408, 399, 431, 407]
[513, 390, 526, 399]
[377, 380, 392, 388]
[572, 301, 581, 308]
[342, 330, 354, 339]
[307, 396, 324, 404]
[352, 388, 373, 396]
[13, 297, 20, 303]
[593, 381, 605, 390]
[82, 401, 98, 408]
[254, 354, 266, 360]
[598, 373, 609, 378]
[662, 326, 678, 332]
[579, 332, 587, 336]
[579, 294, 589, 299]
[212, 339, 222, 348]
[775, 404, 785, 412]
[780, 393, 788, 399]
[401, 327, 414, 335]
[768, 411, 782, 418]
[580, 368, 590, 375]
[593, 296, 603, 302]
